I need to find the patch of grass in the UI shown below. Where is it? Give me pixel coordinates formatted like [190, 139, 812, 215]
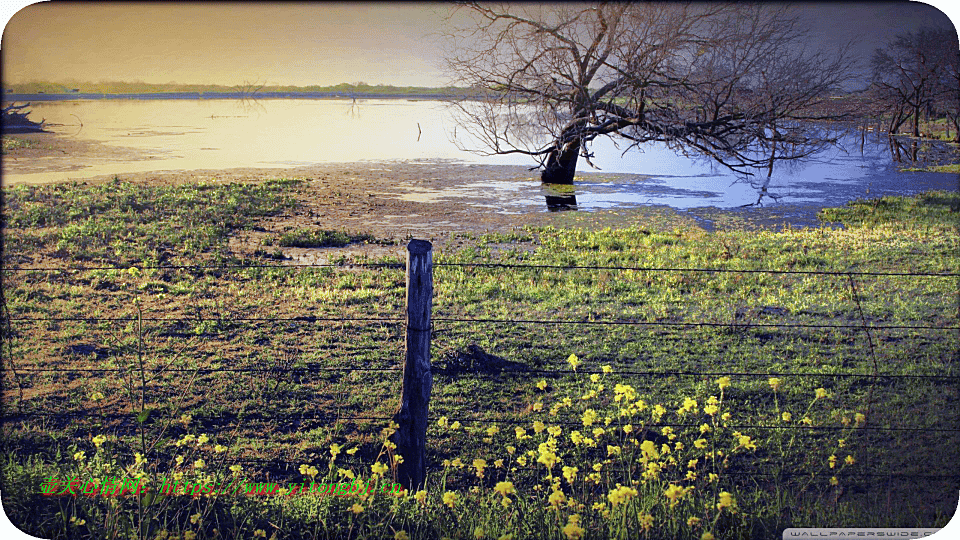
[2, 176, 300, 265]
[265, 229, 379, 248]
[1, 136, 38, 153]
[902, 163, 960, 174]
[1, 181, 957, 539]
[817, 190, 959, 228]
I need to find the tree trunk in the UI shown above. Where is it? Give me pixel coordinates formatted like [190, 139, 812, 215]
[912, 103, 921, 137]
[540, 140, 580, 184]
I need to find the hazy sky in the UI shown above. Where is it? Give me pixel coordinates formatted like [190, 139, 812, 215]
[1, 1, 957, 88]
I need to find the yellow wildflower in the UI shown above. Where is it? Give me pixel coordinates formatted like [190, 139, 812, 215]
[717, 491, 737, 512]
[548, 489, 566, 508]
[443, 491, 458, 508]
[395, 532, 410, 540]
[567, 354, 581, 371]
[372, 462, 389, 475]
[828, 454, 837, 469]
[664, 484, 685, 507]
[562, 466, 578, 484]
[717, 377, 731, 390]
[737, 435, 757, 450]
[602, 365, 613, 374]
[768, 377, 782, 391]
[351, 503, 364, 514]
[494, 481, 516, 496]
[570, 430, 583, 445]
[639, 513, 654, 531]
[640, 440, 659, 460]
[562, 515, 585, 540]
[782, 412, 792, 422]
[607, 485, 638, 506]
[815, 387, 828, 399]
[845, 455, 855, 466]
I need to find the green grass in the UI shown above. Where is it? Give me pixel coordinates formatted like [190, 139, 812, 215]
[1, 136, 40, 153]
[1, 181, 957, 539]
[902, 163, 960, 174]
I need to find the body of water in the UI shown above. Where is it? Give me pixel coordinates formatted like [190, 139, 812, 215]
[4, 98, 958, 215]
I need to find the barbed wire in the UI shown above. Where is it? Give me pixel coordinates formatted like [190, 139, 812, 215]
[4, 261, 404, 272]
[434, 261, 960, 278]
[7, 313, 955, 331]
[432, 316, 958, 331]
[5, 260, 957, 277]
[5, 410, 957, 434]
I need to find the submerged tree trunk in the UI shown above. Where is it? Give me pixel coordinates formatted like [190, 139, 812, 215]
[540, 140, 580, 184]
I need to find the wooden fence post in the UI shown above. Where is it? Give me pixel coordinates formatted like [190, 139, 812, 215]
[392, 239, 433, 491]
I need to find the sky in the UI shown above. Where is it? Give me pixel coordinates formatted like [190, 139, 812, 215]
[0, 1, 957, 89]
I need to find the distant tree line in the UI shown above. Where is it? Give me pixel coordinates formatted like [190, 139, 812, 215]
[870, 27, 960, 141]
[1, 81, 479, 98]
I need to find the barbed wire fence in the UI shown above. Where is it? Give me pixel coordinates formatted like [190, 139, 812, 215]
[2, 241, 959, 490]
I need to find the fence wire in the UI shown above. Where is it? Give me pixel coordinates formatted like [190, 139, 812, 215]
[2, 257, 957, 487]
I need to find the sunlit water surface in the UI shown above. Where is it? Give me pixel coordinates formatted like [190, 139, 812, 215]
[4, 98, 958, 225]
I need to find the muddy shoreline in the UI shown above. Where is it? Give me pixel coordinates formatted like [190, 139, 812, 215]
[0, 130, 874, 251]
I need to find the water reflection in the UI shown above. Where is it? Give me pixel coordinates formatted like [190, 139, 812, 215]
[542, 184, 578, 211]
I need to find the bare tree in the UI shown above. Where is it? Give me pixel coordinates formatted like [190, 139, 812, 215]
[871, 27, 959, 139]
[443, 2, 856, 184]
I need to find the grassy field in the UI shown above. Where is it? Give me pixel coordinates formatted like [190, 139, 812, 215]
[1, 178, 958, 539]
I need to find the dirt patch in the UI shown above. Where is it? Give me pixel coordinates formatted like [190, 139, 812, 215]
[2, 132, 702, 260]
[48, 160, 648, 258]
[2, 131, 167, 175]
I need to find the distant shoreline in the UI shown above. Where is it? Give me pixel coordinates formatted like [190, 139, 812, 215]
[2, 92, 467, 102]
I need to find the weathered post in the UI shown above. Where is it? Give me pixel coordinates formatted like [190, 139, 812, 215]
[392, 239, 433, 491]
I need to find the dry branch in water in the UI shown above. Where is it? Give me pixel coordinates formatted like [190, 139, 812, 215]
[443, 3, 857, 184]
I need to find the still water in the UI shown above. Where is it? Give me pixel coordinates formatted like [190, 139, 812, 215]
[4, 98, 958, 215]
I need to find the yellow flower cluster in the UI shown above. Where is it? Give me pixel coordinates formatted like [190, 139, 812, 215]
[562, 514, 584, 540]
[606, 484, 638, 506]
[664, 483, 685, 508]
[716, 491, 737, 513]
